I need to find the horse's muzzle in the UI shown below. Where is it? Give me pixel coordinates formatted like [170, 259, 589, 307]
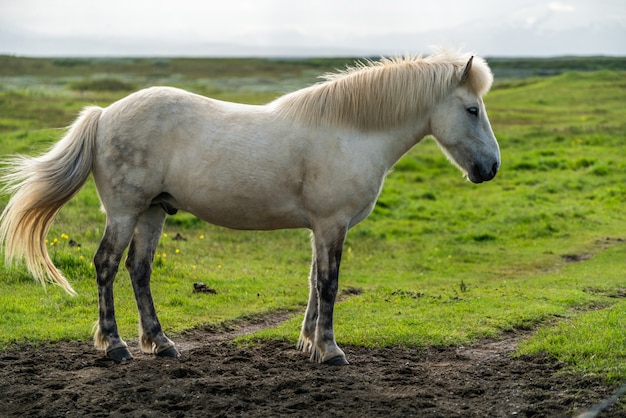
[468, 161, 499, 184]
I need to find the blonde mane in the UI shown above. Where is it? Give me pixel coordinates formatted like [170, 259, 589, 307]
[272, 51, 493, 132]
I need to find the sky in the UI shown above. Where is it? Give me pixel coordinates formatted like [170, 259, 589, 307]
[0, 0, 624, 57]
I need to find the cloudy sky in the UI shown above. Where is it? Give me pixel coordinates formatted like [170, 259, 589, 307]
[1, 0, 624, 57]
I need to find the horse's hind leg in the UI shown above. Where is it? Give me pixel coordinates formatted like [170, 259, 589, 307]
[93, 217, 136, 361]
[126, 205, 179, 358]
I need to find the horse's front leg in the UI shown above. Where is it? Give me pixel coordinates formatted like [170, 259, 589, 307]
[307, 226, 348, 365]
[126, 206, 179, 358]
[297, 259, 317, 353]
[93, 219, 135, 361]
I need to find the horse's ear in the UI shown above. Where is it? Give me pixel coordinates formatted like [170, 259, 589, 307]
[461, 56, 474, 84]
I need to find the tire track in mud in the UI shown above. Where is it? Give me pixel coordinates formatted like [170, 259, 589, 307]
[172, 310, 296, 353]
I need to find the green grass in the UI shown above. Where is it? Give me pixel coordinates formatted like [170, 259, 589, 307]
[0, 57, 625, 384]
[519, 298, 626, 382]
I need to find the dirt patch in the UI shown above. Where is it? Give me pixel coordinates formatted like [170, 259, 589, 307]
[0, 315, 623, 417]
[561, 253, 594, 263]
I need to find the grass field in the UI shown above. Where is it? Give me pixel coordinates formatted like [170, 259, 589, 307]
[0, 56, 624, 384]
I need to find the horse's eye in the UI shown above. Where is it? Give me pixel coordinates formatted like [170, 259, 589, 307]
[467, 106, 479, 116]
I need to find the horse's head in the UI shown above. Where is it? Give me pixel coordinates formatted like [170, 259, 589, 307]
[429, 56, 500, 183]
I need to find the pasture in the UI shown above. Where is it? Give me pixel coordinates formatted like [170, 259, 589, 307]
[0, 55, 625, 416]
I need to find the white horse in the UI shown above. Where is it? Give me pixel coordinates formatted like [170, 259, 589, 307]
[0, 50, 499, 365]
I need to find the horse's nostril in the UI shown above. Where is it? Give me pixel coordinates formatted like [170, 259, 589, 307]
[491, 162, 499, 177]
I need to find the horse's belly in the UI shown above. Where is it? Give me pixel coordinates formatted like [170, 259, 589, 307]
[181, 199, 309, 231]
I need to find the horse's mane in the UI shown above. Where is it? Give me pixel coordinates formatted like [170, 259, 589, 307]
[271, 50, 493, 132]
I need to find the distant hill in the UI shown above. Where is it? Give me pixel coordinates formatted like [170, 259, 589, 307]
[1, 55, 625, 82]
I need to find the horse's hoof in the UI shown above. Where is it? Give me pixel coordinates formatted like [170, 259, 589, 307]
[325, 356, 349, 366]
[157, 346, 181, 358]
[107, 346, 133, 362]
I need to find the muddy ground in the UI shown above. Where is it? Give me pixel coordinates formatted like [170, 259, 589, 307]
[0, 314, 623, 417]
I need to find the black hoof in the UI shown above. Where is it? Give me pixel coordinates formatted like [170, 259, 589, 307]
[107, 346, 133, 362]
[157, 346, 181, 358]
[325, 356, 349, 366]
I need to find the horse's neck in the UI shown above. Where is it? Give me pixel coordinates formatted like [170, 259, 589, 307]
[373, 120, 431, 170]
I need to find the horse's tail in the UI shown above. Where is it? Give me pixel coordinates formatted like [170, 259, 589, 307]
[0, 106, 103, 295]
